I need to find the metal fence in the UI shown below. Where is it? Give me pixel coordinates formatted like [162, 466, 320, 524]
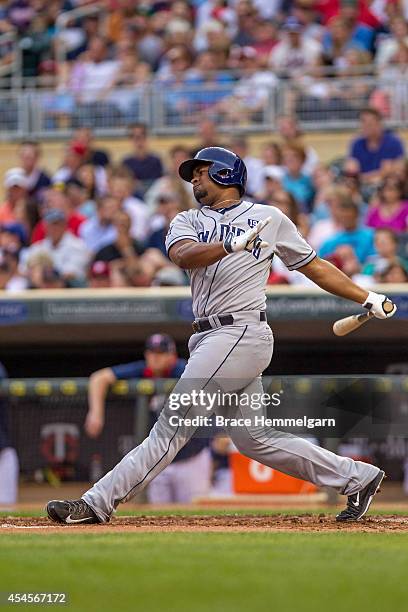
[0, 75, 407, 140]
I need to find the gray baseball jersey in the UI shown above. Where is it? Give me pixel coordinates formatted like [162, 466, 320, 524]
[165, 201, 316, 317]
[81, 200, 380, 522]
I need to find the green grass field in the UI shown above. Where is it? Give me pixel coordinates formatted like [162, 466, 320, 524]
[1, 510, 408, 612]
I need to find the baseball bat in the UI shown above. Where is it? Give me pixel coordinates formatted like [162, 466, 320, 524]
[333, 312, 374, 336]
[333, 301, 395, 337]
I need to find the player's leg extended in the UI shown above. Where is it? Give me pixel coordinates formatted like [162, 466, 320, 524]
[80, 324, 268, 522]
[226, 376, 379, 495]
[81, 378, 205, 521]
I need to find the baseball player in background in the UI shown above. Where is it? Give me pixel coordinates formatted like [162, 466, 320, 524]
[84, 333, 211, 504]
[47, 147, 397, 525]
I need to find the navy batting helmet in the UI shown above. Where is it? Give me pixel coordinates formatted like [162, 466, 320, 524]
[178, 147, 247, 196]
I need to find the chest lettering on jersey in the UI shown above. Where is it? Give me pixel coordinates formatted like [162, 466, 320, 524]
[219, 223, 246, 241]
[199, 222, 263, 259]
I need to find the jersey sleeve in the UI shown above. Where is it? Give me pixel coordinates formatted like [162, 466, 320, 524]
[111, 361, 145, 380]
[274, 213, 316, 271]
[165, 211, 199, 254]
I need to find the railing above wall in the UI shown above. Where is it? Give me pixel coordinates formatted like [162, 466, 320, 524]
[0, 73, 406, 139]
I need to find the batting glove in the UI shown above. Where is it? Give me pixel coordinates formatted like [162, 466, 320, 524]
[223, 216, 271, 254]
[362, 291, 397, 320]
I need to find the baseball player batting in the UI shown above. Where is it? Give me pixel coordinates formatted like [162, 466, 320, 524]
[47, 147, 397, 525]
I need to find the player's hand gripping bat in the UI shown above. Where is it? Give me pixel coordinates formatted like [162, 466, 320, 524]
[333, 295, 396, 337]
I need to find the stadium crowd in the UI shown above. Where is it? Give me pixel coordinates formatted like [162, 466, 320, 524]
[0, 109, 407, 290]
[0, 1, 408, 126]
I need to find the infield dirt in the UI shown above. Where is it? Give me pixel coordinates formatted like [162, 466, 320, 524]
[1, 513, 408, 533]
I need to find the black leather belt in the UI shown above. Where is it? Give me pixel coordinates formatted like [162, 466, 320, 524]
[192, 311, 266, 333]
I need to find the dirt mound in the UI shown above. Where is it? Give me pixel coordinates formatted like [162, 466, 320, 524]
[1, 514, 408, 533]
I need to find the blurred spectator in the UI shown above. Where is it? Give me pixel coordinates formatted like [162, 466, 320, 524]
[277, 114, 319, 176]
[256, 165, 285, 204]
[147, 194, 184, 256]
[64, 175, 95, 219]
[0, 168, 29, 228]
[361, 228, 403, 278]
[121, 123, 164, 196]
[53, 140, 90, 185]
[231, 0, 259, 46]
[377, 261, 408, 283]
[156, 44, 193, 84]
[0, 249, 28, 292]
[104, 50, 152, 123]
[282, 143, 315, 212]
[183, 50, 235, 120]
[79, 195, 120, 254]
[292, 3, 325, 41]
[338, 0, 377, 46]
[248, 19, 279, 65]
[376, 16, 408, 69]
[84, 333, 210, 503]
[75, 160, 108, 201]
[88, 260, 111, 289]
[22, 209, 89, 285]
[269, 188, 309, 238]
[0, 362, 19, 505]
[25, 251, 67, 289]
[108, 167, 149, 243]
[336, 158, 366, 212]
[308, 185, 350, 251]
[31, 187, 86, 244]
[18, 141, 51, 200]
[269, 17, 322, 78]
[0, 222, 27, 254]
[372, 42, 408, 121]
[229, 135, 265, 196]
[306, 0, 381, 28]
[295, 49, 372, 122]
[348, 108, 405, 184]
[322, 5, 375, 66]
[70, 128, 110, 168]
[268, 189, 312, 286]
[93, 209, 152, 287]
[19, 13, 52, 77]
[365, 177, 408, 233]
[319, 200, 375, 264]
[326, 243, 362, 278]
[311, 164, 336, 220]
[261, 142, 282, 167]
[94, 209, 182, 287]
[190, 119, 225, 157]
[145, 145, 195, 213]
[69, 36, 119, 105]
[216, 46, 277, 124]
[7, 0, 35, 33]
[187, 49, 234, 89]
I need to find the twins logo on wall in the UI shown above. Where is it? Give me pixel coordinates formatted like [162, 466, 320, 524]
[40, 423, 80, 477]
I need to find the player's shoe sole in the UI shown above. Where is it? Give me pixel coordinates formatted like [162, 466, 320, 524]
[46, 499, 100, 525]
[336, 470, 385, 522]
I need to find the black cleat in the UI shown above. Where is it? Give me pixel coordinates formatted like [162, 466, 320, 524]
[336, 470, 385, 522]
[46, 499, 100, 525]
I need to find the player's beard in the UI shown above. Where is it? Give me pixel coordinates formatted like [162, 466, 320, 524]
[193, 186, 209, 205]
